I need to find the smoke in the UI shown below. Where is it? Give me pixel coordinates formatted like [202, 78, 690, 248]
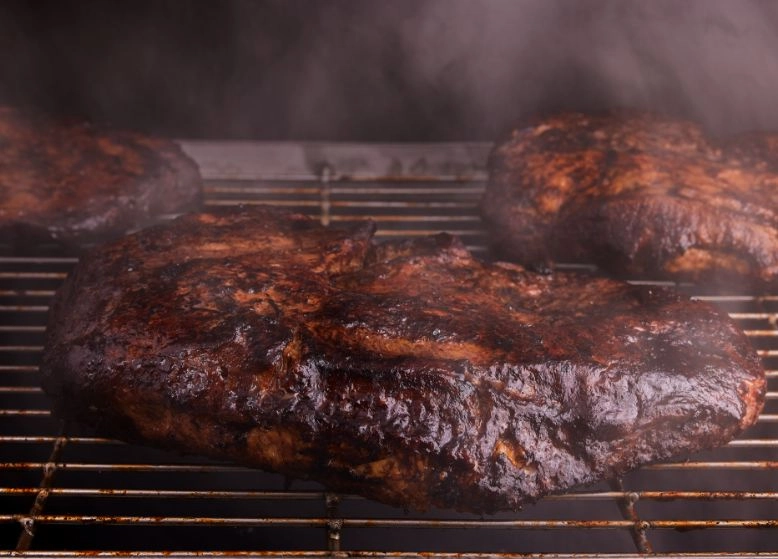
[2, 0, 778, 139]
[390, 0, 778, 137]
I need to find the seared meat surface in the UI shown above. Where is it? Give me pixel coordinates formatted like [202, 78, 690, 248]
[42, 206, 764, 513]
[483, 110, 778, 289]
[0, 106, 201, 246]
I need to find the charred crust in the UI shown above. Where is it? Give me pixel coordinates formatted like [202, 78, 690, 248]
[41, 206, 765, 513]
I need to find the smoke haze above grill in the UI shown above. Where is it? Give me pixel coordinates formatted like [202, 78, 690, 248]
[1, 0, 777, 140]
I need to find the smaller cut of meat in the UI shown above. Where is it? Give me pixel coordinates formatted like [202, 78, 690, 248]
[0, 106, 202, 247]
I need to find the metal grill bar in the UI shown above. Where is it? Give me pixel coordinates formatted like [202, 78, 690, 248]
[1, 553, 775, 559]
[2, 141, 778, 556]
[16, 431, 67, 550]
[5, 487, 778, 501]
[0, 387, 42, 393]
[4, 460, 778, 472]
[0, 553, 773, 559]
[3, 435, 775, 446]
[0, 257, 78, 264]
[0, 365, 38, 372]
[1, 408, 769, 420]
[0, 436, 116, 444]
[0, 272, 67, 279]
[0, 326, 47, 333]
[3, 310, 775, 323]
[0, 293, 53, 300]
[2, 515, 777, 530]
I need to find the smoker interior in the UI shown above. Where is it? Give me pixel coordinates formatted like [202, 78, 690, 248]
[1, 141, 777, 557]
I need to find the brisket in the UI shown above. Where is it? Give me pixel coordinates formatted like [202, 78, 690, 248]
[482, 110, 778, 289]
[0, 106, 202, 247]
[41, 206, 765, 513]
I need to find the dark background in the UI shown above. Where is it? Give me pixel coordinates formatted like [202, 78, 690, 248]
[1, 0, 778, 141]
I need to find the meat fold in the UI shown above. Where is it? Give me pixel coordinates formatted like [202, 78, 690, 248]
[41, 206, 765, 513]
[482, 110, 778, 290]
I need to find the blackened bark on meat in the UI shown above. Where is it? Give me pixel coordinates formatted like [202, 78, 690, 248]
[482, 110, 778, 290]
[41, 206, 765, 513]
[0, 106, 202, 248]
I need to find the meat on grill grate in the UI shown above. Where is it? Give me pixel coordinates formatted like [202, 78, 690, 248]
[41, 206, 765, 513]
[482, 110, 778, 290]
[0, 106, 202, 247]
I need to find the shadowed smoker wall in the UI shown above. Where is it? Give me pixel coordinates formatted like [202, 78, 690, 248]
[0, 0, 777, 140]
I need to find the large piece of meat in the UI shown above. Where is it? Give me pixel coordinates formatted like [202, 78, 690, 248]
[482, 110, 778, 289]
[41, 206, 765, 513]
[0, 106, 202, 247]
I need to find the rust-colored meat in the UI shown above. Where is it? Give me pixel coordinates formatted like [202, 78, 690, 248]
[482, 110, 778, 289]
[0, 106, 202, 246]
[41, 206, 764, 513]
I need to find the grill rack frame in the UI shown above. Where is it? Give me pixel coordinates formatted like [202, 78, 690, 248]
[1, 141, 777, 557]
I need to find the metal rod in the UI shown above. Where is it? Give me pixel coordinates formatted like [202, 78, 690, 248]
[609, 478, 652, 554]
[0, 488, 340, 500]
[3, 515, 777, 530]
[16, 429, 68, 551]
[0, 272, 67, 279]
[204, 185, 321, 195]
[325, 493, 342, 552]
[645, 461, 778, 470]
[694, 295, 778, 302]
[0, 551, 774, 559]
[319, 164, 332, 227]
[205, 200, 478, 209]
[0, 436, 116, 444]
[373, 230, 484, 237]
[205, 200, 322, 208]
[0, 290, 54, 298]
[3, 487, 778, 501]
[730, 313, 778, 320]
[328, 215, 481, 222]
[0, 257, 77, 264]
[204, 185, 485, 195]
[0, 365, 38, 372]
[727, 439, 778, 447]
[0, 326, 47, 333]
[0, 462, 246, 472]
[328, 186, 484, 195]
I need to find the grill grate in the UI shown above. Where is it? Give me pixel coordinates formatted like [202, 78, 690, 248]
[1, 141, 777, 557]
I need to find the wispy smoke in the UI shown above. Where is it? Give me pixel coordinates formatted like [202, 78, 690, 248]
[1, 0, 778, 139]
[387, 0, 778, 137]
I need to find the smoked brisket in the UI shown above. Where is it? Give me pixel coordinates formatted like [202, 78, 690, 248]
[41, 206, 765, 512]
[482, 110, 778, 289]
[0, 106, 202, 247]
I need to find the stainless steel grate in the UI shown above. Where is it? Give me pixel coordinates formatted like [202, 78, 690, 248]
[1, 142, 777, 557]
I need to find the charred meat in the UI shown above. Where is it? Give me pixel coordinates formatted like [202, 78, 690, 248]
[482, 110, 778, 289]
[0, 106, 202, 247]
[41, 206, 765, 513]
